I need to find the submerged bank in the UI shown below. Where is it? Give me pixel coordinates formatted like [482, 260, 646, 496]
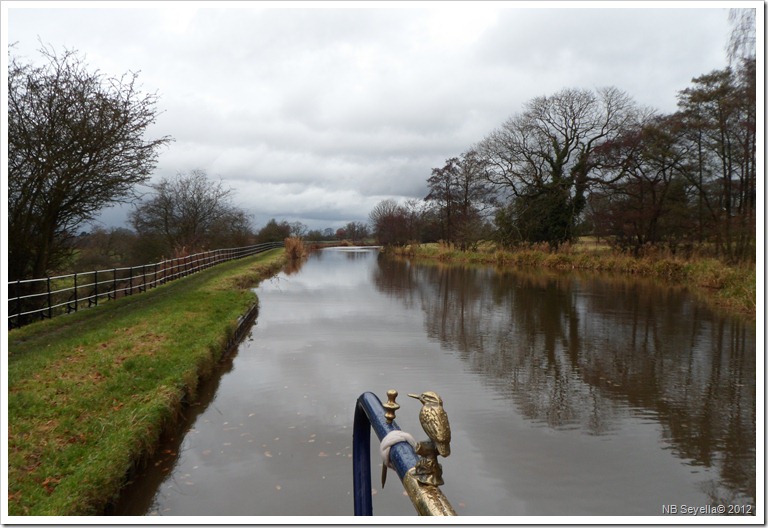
[384, 242, 756, 318]
[7, 249, 287, 516]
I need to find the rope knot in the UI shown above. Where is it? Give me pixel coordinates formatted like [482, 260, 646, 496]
[379, 430, 417, 488]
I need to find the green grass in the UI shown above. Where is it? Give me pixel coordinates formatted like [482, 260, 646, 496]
[385, 241, 756, 317]
[7, 249, 287, 516]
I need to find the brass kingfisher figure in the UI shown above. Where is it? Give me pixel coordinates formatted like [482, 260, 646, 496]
[408, 391, 451, 486]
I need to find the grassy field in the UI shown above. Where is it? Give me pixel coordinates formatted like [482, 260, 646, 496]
[385, 240, 756, 317]
[6, 249, 287, 516]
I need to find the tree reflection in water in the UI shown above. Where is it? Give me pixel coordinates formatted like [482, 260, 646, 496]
[372, 255, 755, 505]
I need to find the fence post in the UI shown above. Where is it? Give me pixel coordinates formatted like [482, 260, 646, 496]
[128, 266, 133, 296]
[16, 280, 22, 327]
[111, 268, 117, 300]
[94, 270, 99, 306]
[46, 277, 52, 320]
[73, 273, 78, 313]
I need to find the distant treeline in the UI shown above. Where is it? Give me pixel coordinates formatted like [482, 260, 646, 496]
[72, 199, 365, 274]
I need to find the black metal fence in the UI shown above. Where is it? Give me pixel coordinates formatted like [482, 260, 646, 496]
[7, 241, 285, 330]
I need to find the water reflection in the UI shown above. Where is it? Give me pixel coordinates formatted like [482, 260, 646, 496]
[113, 248, 755, 516]
[373, 257, 756, 504]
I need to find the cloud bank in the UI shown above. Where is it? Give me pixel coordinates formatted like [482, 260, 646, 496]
[5, 2, 733, 231]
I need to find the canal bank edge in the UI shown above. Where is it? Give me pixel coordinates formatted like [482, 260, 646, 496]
[384, 242, 756, 319]
[104, 295, 265, 515]
[6, 249, 288, 516]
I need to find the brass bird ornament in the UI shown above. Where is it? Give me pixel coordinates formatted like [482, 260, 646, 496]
[408, 391, 451, 486]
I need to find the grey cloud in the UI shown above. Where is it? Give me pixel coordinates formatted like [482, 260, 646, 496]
[6, 4, 732, 232]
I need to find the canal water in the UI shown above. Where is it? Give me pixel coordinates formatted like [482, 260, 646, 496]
[113, 247, 756, 518]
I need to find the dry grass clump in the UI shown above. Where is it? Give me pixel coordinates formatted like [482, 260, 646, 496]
[284, 237, 307, 260]
[387, 240, 755, 317]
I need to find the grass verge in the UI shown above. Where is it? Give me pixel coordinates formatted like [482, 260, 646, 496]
[7, 249, 286, 516]
[385, 241, 756, 317]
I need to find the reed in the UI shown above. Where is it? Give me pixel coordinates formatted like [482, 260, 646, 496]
[391, 241, 755, 317]
[284, 236, 307, 260]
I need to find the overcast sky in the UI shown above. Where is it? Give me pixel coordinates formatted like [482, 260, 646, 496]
[4, 1, 742, 232]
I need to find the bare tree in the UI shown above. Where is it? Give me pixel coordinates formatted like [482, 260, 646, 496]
[727, 8, 756, 65]
[588, 115, 695, 253]
[130, 169, 249, 257]
[289, 221, 308, 239]
[675, 62, 756, 260]
[478, 87, 642, 245]
[426, 150, 497, 248]
[369, 199, 412, 246]
[256, 218, 292, 243]
[8, 44, 171, 280]
[343, 221, 369, 242]
[425, 157, 460, 242]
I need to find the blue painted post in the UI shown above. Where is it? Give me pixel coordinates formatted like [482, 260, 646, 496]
[353, 392, 421, 516]
[352, 400, 373, 516]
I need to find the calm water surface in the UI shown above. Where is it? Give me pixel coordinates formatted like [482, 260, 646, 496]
[114, 247, 756, 518]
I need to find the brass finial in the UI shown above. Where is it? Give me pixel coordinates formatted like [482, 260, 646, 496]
[383, 389, 400, 424]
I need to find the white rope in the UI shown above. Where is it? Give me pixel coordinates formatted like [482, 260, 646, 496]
[380, 430, 417, 469]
